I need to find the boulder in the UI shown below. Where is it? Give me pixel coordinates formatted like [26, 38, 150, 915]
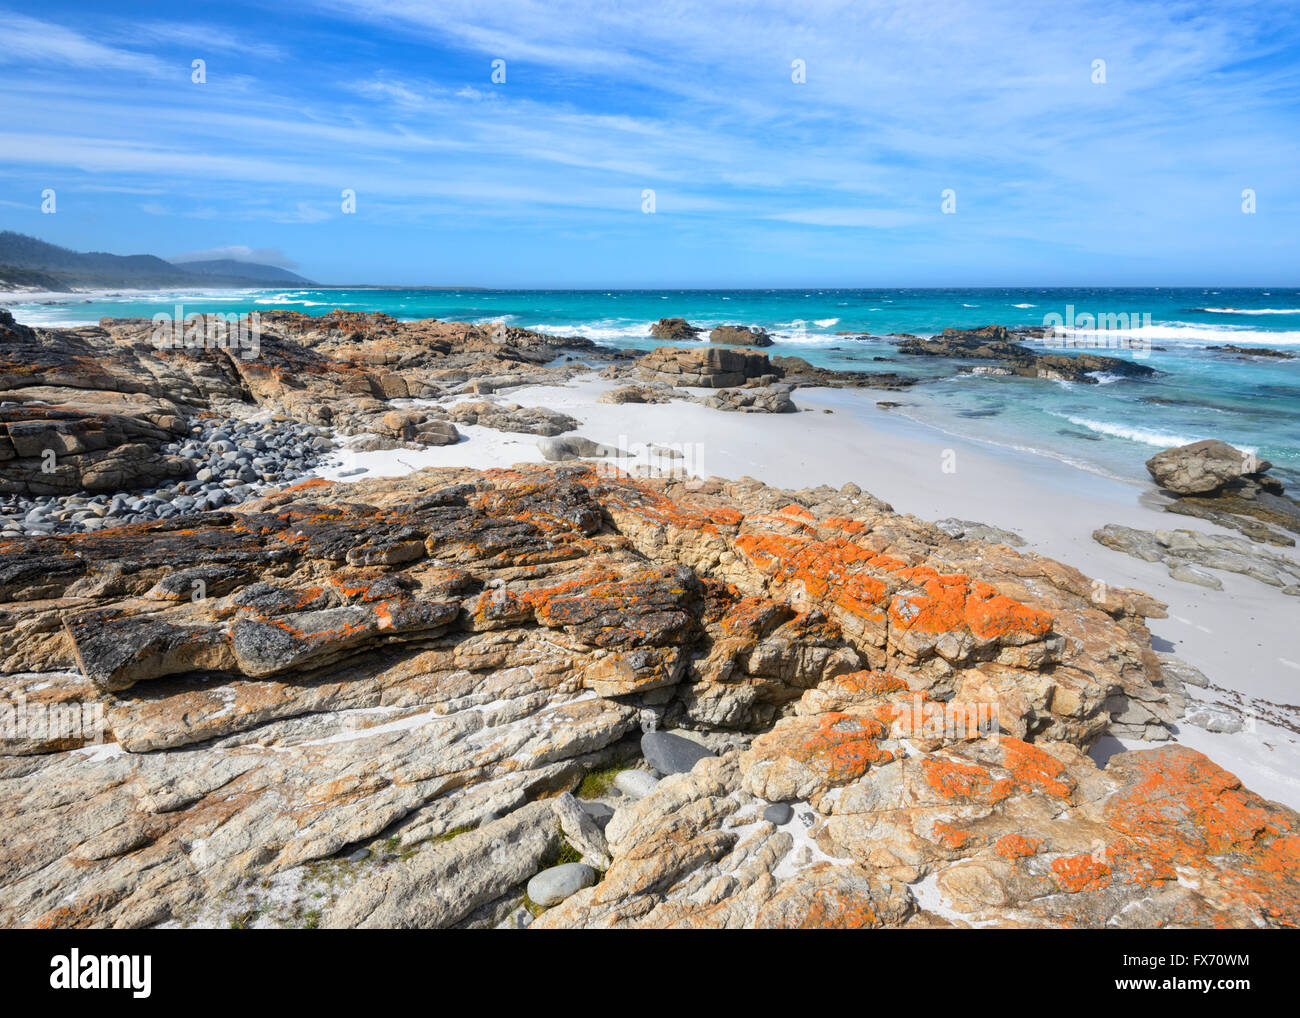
[537, 436, 621, 461]
[637, 346, 778, 388]
[642, 730, 714, 775]
[710, 325, 773, 347]
[649, 318, 701, 340]
[1146, 439, 1269, 494]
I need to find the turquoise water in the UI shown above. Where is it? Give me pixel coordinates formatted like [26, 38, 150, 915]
[7, 286, 1299, 486]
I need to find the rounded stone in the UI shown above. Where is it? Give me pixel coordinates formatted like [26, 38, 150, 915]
[762, 803, 794, 825]
[641, 730, 714, 776]
[527, 863, 596, 907]
[613, 769, 659, 799]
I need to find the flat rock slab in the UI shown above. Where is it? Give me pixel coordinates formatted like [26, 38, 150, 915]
[528, 863, 597, 907]
[642, 730, 715, 776]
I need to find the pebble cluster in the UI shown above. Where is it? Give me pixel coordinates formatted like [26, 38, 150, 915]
[0, 415, 335, 537]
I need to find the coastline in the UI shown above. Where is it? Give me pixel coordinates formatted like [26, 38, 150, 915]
[319, 370, 1300, 810]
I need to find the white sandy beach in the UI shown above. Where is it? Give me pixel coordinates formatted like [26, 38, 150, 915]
[314, 371, 1300, 811]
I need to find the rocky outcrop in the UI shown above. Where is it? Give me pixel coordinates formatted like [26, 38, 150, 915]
[635, 346, 779, 388]
[1207, 344, 1295, 360]
[895, 326, 1156, 384]
[696, 385, 797, 414]
[649, 318, 701, 341]
[597, 384, 673, 405]
[709, 325, 773, 347]
[3, 462, 1272, 930]
[1147, 439, 1265, 495]
[1093, 523, 1300, 594]
[444, 400, 579, 437]
[1145, 440, 1300, 546]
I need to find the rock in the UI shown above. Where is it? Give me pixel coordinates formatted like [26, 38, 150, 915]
[613, 770, 660, 798]
[537, 436, 620, 461]
[1094, 523, 1300, 594]
[1184, 703, 1245, 734]
[0, 456, 1289, 930]
[698, 386, 797, 414]
[636, 346, 778, 388]
[709, 325, 773, 347]
[762, 803, 794, 825]
[650, 318, 701, 341]
[642, 730, 715, 776]
[327, 802, 560, 928]
[598, 384, 672, 405]
[447, 401, 580, 437]
[1146, 440, 1267, 495]
[1143, 441, 1299, 546]
[1207, 344, 1295, 360]
[551, 792, 612, 868]
[895, 325, 1155, 383]
[527, 863, 597, 906]
[346, 848, 371, 863]
[933, 518, 1026, 547]
[578, 800, 616, 831]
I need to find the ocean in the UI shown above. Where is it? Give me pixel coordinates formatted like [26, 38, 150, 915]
[7, 286, 1299, 487]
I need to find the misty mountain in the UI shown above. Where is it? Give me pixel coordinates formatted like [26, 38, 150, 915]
[0, 232, 315, 290]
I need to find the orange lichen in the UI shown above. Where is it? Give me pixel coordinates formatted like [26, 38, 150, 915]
[999, 738, 1073, 800]
[790, 712, 893, 784]
[932, 821, 976, 851]
[921, 758, 1015, 804]
[995, 834, 1042, 859]
[1050, 854, 1112, 893]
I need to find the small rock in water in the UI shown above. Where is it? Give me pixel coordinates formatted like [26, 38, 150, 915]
[613, 769, 659, 799]
[527, 863, 596, 907]
[641, 730, 714, 776]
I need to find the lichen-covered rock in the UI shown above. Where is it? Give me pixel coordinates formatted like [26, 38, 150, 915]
[0, 461, 1290, 929]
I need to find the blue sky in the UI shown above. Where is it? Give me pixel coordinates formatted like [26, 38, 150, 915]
[1, 0, 1298, 286]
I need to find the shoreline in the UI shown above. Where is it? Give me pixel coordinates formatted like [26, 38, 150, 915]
[319, 371, 1300, 810]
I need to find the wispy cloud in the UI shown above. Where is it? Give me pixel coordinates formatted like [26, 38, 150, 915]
[0, 1, 1297, 284]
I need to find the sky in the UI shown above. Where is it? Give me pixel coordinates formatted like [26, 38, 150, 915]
[1, 0, 1298, 287]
